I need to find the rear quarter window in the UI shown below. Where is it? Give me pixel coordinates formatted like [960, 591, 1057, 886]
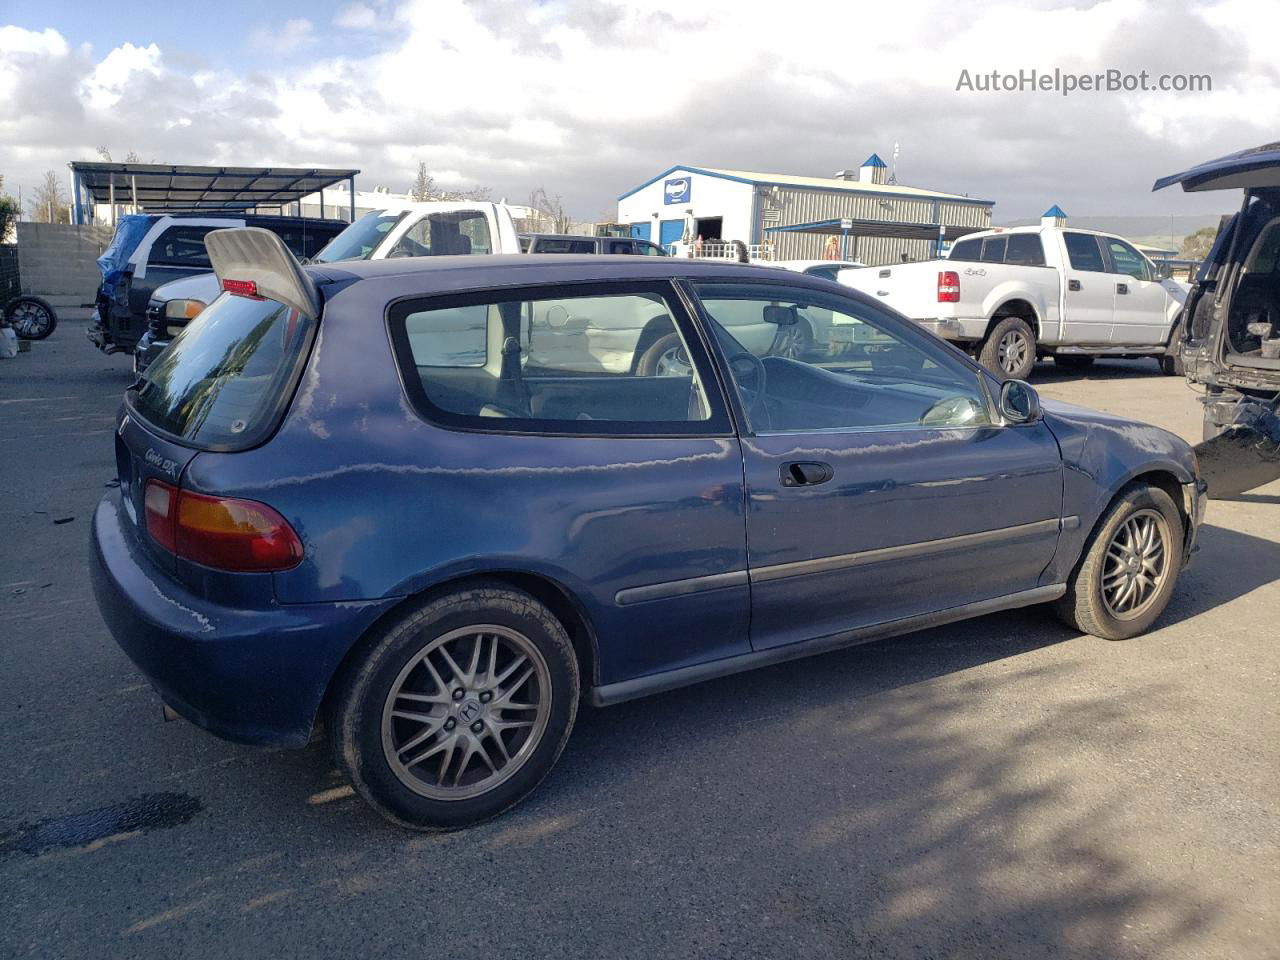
[129, 293, 315, 450]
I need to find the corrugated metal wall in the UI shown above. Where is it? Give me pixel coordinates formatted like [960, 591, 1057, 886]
[761, 188, 992, 265]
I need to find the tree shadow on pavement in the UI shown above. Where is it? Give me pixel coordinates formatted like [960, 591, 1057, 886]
[1163, 522, 1280, 622]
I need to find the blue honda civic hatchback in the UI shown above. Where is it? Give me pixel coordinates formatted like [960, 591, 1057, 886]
[92, 228, 1206, 829]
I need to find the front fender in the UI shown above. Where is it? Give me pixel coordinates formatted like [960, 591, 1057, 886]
[1038, 401, 1196, 584]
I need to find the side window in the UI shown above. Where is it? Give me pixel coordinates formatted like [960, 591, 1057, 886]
[1005, 234, 1046, 266]
[605, 240, 635, 255]
[692, 282, 991, 434]
[391, 287, 725, 432]
[535, 238, 596, 254]
[1064, 233, 1106, 272]
[980, 236, 1007, 263]
[638, 242, 666, 257]
[1104, 239, 1152, 281]
[404, 305, 489, 367]
[388, 212, 492, 258]
[149, 226, 216, 267]
[949, 238, 982, 261]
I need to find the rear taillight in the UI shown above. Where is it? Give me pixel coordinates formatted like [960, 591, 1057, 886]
[143, 479, 303, 572]
[938, 271, 961, 303]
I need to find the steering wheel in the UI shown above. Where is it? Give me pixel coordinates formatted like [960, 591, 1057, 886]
[726, 351, 768, 425]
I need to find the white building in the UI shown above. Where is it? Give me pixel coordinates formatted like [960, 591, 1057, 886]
[616, 155, 995, 265]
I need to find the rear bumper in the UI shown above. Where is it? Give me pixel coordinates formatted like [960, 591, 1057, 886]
[90, 492, 395, 746]
[914, 317, 986, 342]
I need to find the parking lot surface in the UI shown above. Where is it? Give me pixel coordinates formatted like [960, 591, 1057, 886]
[2, 322, 1277, 959]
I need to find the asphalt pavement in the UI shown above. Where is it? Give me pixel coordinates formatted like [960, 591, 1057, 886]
[2, 322, 1277, 959]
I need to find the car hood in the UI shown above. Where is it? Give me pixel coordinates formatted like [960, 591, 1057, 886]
[1153, 141, 1280, 193]
[150, 272, 221, 304]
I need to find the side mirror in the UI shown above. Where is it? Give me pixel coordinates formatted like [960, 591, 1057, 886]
[1155, 263, 1173, 281]
[763, 305, 799, 326]
[999, 379, 1041, 424]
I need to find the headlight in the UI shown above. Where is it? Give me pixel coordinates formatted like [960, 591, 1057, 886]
[164, 298, 206, 321]
[163, 299, 206, 336]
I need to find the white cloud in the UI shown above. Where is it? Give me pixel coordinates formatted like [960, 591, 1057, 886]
[249, 18, 315, 53]
[1, 1, 1278, 220]
[79, 42, 162, 112]
[334, 4, 394, 30]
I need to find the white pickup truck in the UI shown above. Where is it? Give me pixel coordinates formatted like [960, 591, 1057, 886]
[837, 225, 1190, 380]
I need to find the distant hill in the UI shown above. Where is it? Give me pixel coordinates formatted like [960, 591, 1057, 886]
[994, 214, 1227, 250]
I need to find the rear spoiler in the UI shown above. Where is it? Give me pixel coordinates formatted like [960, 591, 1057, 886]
[205, 227, 321, 319]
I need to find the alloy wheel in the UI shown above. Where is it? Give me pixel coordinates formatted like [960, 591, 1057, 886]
[381, 625, 552, 800]
[654, 345, 692, 377]
[9, 301, 54, 339]
[1100, 509, 1170, 620]
[998, 330, 1029, 375]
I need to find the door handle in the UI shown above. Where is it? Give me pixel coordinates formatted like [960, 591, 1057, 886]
[1116, 283, 1129, 295]
[781, 461, 834, 487]
[1068, 279, 1082, 292]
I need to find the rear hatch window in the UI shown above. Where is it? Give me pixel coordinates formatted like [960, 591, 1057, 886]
[127, 291, 315, 450]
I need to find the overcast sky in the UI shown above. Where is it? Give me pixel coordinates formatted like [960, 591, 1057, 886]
[1, 0, 1276, 225]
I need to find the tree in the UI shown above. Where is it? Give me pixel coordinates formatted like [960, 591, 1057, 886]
[409, 161, 491, 202]
[527, 186, 574, 234]
[28, 170, 70, 224]
[97, 146, 146, 164]
[1180, 225, 1218, 260]
[0, 174, 18, 243]
[410, 161, 435, 202]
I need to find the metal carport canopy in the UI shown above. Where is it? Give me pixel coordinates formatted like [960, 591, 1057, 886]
[764, 217, 986, 242]
[67, 162, 360, 223]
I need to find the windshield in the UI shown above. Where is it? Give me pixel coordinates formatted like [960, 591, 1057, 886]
[312, 211, 407, 263]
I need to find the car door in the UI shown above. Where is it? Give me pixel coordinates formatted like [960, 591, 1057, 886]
[1102, 236, 1173, 345]
[687, 279, 1064, 652]
[1060, 232, 1115, 343]
[381, 279, 752, 685]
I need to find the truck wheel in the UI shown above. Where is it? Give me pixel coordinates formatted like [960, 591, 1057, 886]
[979, 316, 1036, 380]
[1054, 355, 1094, 372]
[331, 582, 579, 830]
[1053, 483, 1184, 640]
[637, 332, 690, 377]
[1159, 319, 1185, 376]
[4, 296, 57, 340]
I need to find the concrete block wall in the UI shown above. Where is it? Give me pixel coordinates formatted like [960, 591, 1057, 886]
[16, 223, 114, 307]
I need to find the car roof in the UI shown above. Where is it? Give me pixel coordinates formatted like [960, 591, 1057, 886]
[307, 254, 847, 296]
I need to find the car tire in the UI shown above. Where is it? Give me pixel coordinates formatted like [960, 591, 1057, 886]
[1053, 354, 1095, 372]
[1053, 483, 1184, 640]
[4, 295, 57, 340]
[331, 582, 579, 831]
[775, 320, 815, 360]
[978, 316, 1036, 380]
[1159, 318, 1186, 376]
[637, 332, 690, 377]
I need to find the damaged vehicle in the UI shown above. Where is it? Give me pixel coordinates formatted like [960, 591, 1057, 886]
[1156, 142, 1280, 496]
[89, 213, 347, 362]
